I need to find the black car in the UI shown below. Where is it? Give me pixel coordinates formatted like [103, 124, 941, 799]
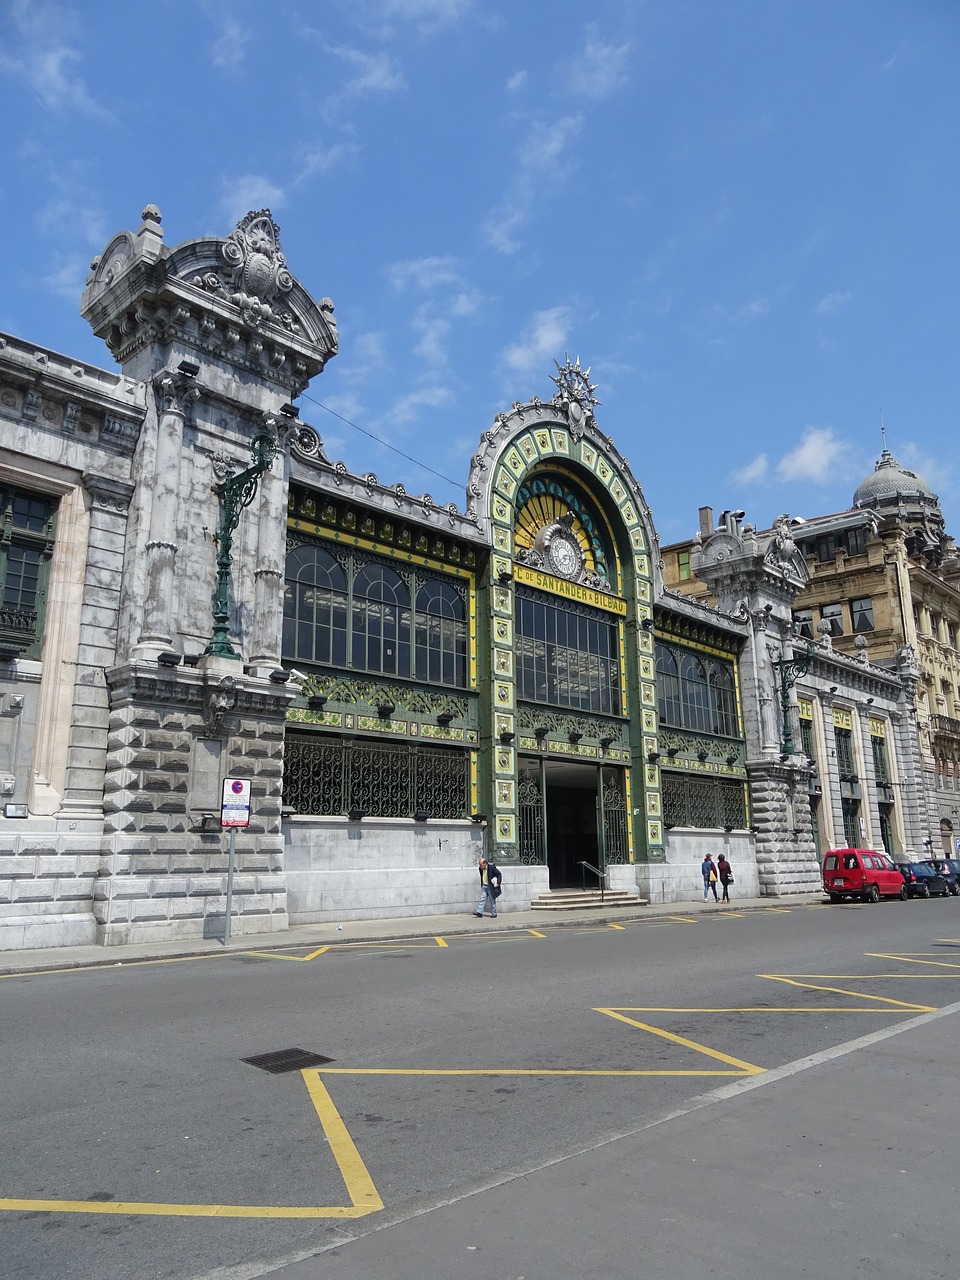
[895, 862, 950, 899]
[922, 859, 960, 895]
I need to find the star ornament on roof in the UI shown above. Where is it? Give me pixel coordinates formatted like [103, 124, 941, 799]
[550, 354, 601, 411]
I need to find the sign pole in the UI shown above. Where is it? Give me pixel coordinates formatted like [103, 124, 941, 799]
[223, 826, 237, 945]
[218, 776, 251, 946]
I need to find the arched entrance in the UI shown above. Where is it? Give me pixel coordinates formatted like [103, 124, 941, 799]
[518, 757, 629, 888]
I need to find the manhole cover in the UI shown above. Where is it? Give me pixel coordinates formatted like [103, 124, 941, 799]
[242, 1048, 334, 1073]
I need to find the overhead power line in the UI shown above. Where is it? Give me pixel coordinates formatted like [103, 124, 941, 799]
[296, 391, 462, 491]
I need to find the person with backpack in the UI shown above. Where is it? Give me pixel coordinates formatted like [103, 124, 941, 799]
[474, 856, 502, 918]
[701, 854, 719, 902]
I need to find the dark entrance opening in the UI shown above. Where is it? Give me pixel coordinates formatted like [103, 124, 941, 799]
[545, 762, 600, 889]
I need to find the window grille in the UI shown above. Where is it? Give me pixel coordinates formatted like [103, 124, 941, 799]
[0, 486, 57, 658]
[834, 726, 856, 778]
[655, 642, 740, 738]
[661, 773, 746, 830]
[283, 735, 468, 819]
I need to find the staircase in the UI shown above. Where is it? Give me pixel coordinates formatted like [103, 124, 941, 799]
[530, 888, 647, 912]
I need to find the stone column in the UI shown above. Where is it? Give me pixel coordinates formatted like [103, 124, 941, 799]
[135, 373, 199, 653]
[247, 418, 287, 676]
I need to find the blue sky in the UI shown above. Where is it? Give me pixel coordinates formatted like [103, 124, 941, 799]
[2, 0, 958, 543]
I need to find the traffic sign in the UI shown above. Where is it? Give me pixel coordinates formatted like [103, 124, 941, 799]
[220, 777, 251, 828]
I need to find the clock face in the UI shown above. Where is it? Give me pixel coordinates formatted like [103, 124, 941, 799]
[548, 531, 581, 579]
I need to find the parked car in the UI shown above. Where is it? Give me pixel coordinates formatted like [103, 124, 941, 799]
[922, 858, 960, 895]
[894, 862, 949, 899]
[822, 849, 906, 903]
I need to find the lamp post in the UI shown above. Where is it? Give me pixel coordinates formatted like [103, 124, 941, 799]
[773, 643, 815, 757]
[204, 425, 279, 659]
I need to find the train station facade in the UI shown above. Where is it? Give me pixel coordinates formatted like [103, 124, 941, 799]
[0, 206, 929, 950]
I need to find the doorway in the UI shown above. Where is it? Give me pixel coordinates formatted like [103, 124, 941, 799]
[545, 761, 600, 889]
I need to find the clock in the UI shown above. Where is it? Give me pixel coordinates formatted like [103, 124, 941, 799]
[545, 526, 583, 580]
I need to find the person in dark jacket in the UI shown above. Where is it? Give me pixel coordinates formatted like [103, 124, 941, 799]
[701, 854, 719, 902]
[474, 857, 502, 918]
[717, 853, 733, 903]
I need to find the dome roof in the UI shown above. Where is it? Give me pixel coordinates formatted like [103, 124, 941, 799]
[853, 448, 936, 508]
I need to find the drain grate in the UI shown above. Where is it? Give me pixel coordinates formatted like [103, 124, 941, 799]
[242, 1047, 334, 1073]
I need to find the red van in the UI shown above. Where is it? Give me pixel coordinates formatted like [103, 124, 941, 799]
[822, 849, 907, 903]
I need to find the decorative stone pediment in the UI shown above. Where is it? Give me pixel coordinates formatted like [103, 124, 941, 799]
[81, 205, 338, 392]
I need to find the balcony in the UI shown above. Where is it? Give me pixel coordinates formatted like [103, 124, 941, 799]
[932, 715, 960, 741]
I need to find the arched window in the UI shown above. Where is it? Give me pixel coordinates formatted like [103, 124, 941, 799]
[283, 545, 347, 665]
[679, 653, 710, 733]
[656, 644, 681, 726]
[709, 664, 738, 737]
[415, 578, 467, 686]
[352, 563, 410, 677]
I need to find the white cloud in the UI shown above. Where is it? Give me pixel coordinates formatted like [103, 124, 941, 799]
[506, 70, 527, 92]
[42, 255, 87, 301]
[297, 142, 361, 184]
[211, 21, 251, 73]
[500, 306, 571, 377]
[816, 290, 851, 315]
[483, 115, 583, 254]
[733, 453, 769, 485]
[567, 28, 631, 99]
[379, 0, 473, 30]
[388, 255, 461, 291]
[1, 2, 115, 122]
[776, 427, 851, 485]
[412, 307, 451, 366]
[329, 44, 405, 96]
[219, 175, 286, 225]
[389, 385, 455, 425]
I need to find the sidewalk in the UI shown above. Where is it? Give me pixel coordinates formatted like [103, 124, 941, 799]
[0, 893, 824, 976]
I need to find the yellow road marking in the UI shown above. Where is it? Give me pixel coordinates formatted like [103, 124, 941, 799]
[866, 952, 960, 970]
[319, 1067, 746, 1077]
[434, 937, 448, 947]
[0, 1072, 382, 1220]
[246, 945, 331, 962]
[529, 929, 547, 937]
[595, 1008, 765, 1074]
[608, 923, 626, 930]
[761, 975, 934, 1012]
[665, 915, 697, 924]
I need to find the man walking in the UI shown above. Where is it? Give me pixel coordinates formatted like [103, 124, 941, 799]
[475, 856, 502, 918]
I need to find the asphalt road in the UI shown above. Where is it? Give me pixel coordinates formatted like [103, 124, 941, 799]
[3, 897, 960, 1280]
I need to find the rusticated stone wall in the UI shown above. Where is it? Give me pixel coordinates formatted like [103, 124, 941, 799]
[747, 759, 820, 895]
[95, 663, 293, 945]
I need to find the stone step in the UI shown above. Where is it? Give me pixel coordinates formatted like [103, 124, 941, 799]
[530, 890, 647, 911]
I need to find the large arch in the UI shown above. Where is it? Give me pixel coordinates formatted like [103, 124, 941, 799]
[467, 366, 664, 885]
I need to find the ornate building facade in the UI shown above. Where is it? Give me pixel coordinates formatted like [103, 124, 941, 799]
[0, 204, 933, 952]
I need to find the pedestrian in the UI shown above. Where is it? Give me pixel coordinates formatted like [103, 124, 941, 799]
[474, 856, 502, 918]
[701, 854, 719, 902]
[717, 853, 733, 903]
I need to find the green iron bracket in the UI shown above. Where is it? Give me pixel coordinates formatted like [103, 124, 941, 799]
[773, 643, 815, 756]
[204, 426, 279, 659]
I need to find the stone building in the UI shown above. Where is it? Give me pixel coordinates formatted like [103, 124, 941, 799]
[664, 466, 944, 864]
[0, 204, 933, 952]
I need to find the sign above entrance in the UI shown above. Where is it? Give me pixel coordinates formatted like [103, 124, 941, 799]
[514, 563, 627, 615]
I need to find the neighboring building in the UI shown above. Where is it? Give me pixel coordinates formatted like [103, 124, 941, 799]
[0, 204, 938, 953]
[664, 445, 958, 859]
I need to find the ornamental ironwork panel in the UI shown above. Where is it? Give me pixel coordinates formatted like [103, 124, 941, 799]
[284, 736, 345, 815]
[518, 767, 546, 865]
[661, 772, 746, 831]
[413, 745, 470, 819]
[601, 768, 628, 865]
[283, 734, 468, 819]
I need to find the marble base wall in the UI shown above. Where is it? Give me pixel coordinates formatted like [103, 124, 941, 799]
[284, 817, 549, 922]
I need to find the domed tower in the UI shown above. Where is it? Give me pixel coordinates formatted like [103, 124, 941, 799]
[853, 447, 946, 567]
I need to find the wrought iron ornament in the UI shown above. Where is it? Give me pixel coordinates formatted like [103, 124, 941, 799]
[205, 425, 280, 658]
